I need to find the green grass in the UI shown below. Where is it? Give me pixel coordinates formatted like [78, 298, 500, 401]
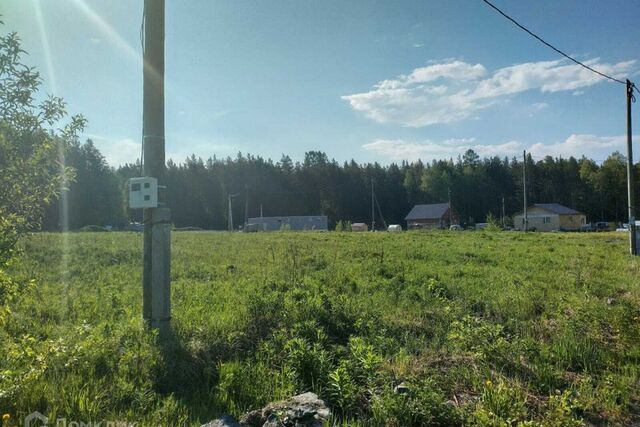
[1, 231, 639, 426]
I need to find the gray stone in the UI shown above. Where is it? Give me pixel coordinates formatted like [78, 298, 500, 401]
[201, 415, 241, 427]
[394, 381, 410, 394]
[239, 392, 330, 427]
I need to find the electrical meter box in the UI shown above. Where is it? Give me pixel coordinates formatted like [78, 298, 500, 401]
[129, 177, 158, 209]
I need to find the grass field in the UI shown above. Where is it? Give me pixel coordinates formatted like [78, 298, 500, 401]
[2, 231, 640, 426]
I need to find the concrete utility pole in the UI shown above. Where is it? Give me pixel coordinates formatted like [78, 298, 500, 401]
[523, 150, 528, 232]
[502, 196, 506, 229]
[626, 79, 637, 255]
[228, 192, 240, 231]
[142, 0, 170, 332]
[244, 184, 249, 229]
[228, 194, 234, 232]
[371, 177, 375, 231]
[448, 187, 452, 226]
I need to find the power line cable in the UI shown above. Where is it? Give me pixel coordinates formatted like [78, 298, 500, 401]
[481, 0, 627, 85]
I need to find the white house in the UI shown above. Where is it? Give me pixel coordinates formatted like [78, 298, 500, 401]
[513, 203, 586, 232]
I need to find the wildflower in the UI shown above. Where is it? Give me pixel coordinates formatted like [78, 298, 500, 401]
[2, 413, 9, 421]
[485, 379, 492, 387]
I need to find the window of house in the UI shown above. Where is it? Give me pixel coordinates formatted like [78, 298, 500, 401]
[543, 217, 551, 224]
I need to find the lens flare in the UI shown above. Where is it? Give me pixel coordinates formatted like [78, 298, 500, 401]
[33, 0, 57, 94]
[70, 0, 142, 65]
[33, 0, 70, 289]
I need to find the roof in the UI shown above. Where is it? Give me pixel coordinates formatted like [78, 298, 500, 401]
[515, 203, 582, 216]
[405, 203, 451, 220]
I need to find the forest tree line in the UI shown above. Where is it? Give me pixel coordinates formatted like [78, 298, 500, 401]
[42, 139, 636, 230]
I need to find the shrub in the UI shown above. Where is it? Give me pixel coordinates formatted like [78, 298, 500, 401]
[283, 336, 331, 392]
[370, 379, 456, 426]
[217, 361, 295, 416]
[328, 364, 360, 415]
[485, 213, 503, 232]
[469, 379, 528, 426]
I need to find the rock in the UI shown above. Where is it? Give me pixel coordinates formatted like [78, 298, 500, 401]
[394, 382, 410, 395]
[239, 392, 331, 427]
[201, 415, 241, 427]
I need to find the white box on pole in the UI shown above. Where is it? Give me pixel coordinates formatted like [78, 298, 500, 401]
[129, 177, 158, 209]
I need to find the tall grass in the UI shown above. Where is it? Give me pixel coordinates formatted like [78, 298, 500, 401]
[0, 230, 638, 425]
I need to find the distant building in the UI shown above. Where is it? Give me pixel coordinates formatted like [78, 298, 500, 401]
[405, 203, 459, 230]
[513, 203, 586, 232]
[246, 215, 328, 231]
[351, 223, 368, 232]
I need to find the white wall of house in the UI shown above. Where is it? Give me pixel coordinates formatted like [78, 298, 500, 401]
[514, 207, 559, 231]
[559, 214, 587, 230]
[513, 207, 586, 231]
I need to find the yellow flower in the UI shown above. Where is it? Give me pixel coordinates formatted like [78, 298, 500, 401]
[2, 413, 10, 421]
[485, 379, 492, 387]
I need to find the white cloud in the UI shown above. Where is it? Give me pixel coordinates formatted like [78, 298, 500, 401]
[343, 58, 636, 127]
[84, 133, 241, 167]
[85, 134, 140, 166]
[527, 102, 549, 117]
[363, 134, 636, 163]
[531, 102, 549, 111]
[528, 134, 630, 159]
[406, 61, 487, 85]
[476, 141, 523, 158]
[362, 138, 521, 162]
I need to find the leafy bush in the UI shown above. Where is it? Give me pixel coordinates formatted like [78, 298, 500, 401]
[485, 213, 503, 232]
[335, 220, 352, 232]
[470, 379, 528, 425]
[217, 361, 295, 416]
[283, 336, 331, 392]
[371, 379, 457, 426]
[328, 364, 360, 415]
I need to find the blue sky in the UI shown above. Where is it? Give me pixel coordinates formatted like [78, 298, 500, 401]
[3, 0, 640, 166]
